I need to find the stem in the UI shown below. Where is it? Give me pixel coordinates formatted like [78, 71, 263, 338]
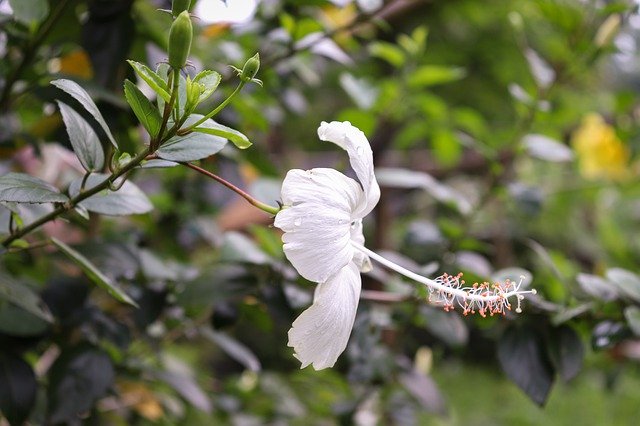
[351, 242, 534, 303]
[178, 81, 245, 134]
[0, 0, 70, 111]
[182, 162, 279, 215]
[1, 148, 151, 247]
[153, 69, 180, 150]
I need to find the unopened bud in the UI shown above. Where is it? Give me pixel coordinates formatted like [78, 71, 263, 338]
[185, 77, 203, 112]
[168, 11, 193, 69]
[172, 0, 192, 17]
[240, 53, 260, 82]
[595, 14, 621, 48]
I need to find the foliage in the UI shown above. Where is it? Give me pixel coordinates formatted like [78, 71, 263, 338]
[1, 0, 640, 424]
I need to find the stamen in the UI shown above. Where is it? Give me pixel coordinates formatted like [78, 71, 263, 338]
[351, 242, 536, 315]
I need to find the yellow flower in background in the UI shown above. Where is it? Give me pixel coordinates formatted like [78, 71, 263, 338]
[571, 113, 630, 181]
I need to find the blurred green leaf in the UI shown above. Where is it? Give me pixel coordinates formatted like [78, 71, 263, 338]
[369, 41, 406, 67]
[606, 268, 640, 303]
[0, 352, 37, 425]
[8, 0, 48, 25]
[201, 327, 261, 372]
[52, 237, 138, 307]
[547, 326, 584, 383]
[68, 174, 153, 216]
[624, 306, 640, 336]
[0, 271, 53, 322]
[408, 65, 466, 88]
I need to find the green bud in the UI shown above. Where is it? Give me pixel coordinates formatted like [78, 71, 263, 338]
[240, 53, 260, 82]
[168, 11, 193, 69]
[172, 0, 192, 17]
[185, 77, 203, 113]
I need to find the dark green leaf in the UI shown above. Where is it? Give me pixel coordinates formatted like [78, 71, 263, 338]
[48, 348, 115, 424]
[201, 327, 261, 372]
[547, 325, 584, 383]
[8, 0, 48, 24]
[0, 303, 50, 336]
[52, 237, 138, 307]
[68, 174, 153, 216]
[194, 70, 221, 103]
[157, 132, 226, 162]
[192, 116, 251, 149]
[51, 79, 117, 148]
[498, 325, 554, 406]
[0, 352, 37, 425]
[0, 271, 53, 322]
[123, 79, 162, 138]
[0, 173, 68, 204]
[127, 60, 171, 102]
[57, 101, 105, 171]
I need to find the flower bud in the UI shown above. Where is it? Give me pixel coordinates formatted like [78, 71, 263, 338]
[172, 0, 192, 17]
[185, 77, 203, 112]
[168, 11, 193, 69]
[240, 53, 260, 82]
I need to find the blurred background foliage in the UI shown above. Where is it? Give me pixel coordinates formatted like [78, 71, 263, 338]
[2, 0, 640, 424]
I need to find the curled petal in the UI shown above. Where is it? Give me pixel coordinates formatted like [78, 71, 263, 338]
[288, 262, 361, 370]
[317, 121, 380, 217]
[275, 168, 362, 282]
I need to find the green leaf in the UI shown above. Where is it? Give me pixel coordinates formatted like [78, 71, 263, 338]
[576, 273, 617, 301]
[624, 306, 640, 336]
[8, 0, 48, 25]
[51, 79, 118, 148]
[369, 41, 406, 67]
[201, 327, 261, 372]
[408, 65, 466, 88]
[547, 325, 584, 383]
[0, 303, 50, 336]
[192, 116, 252, 149]
[498, 325, 554, 406]
[0, 173, 68, 203]
[52, 238, 138, 307]
[123, 79, 162, 138]
[0, 352, 38, 426]
[157, 132, 227, 162]
[127, 60, 171, 102]
[606, 268, 640, 303]
[194, 70, 221, 103]
[57, 101, 105, 172]
[68, 174, 153, 216]
[0, 271, 53, 322]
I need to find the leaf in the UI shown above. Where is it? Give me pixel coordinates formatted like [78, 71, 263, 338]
[194, 70, 221, 103]
[0, 352, 37, 425]
[606, 268, 640, 303]
[339, 73, 378, 109]
[369, 41, 406, 67]
[547, 325, 584, 383]
[376, 168, 471, 215]
[219, 232, 271, 265]
[156, 370, 212, 413]
[576, 273, 617, 301]
[127, 60, 171, 102]
[399, 371, 447, 416]
[0, 303, 50, 336]
[498, 325, 554, 406]
[0, 172, 68, 203]
[51, 79, 117, 148]
[408, 65, 466, 88]
[0, 271, 53, 322]
[525, 48, 555, 89]
[52, 237, 138, 307]
[624, 306, 640, 336]
[48, 348, 115, 424]
[68, 174, 153, 216]
[191, 115, 251, 149]
[124, 80, 162, 138]
[522, 134, 573, 162]
[420, 306, 468, 347]
[139, 159, 178, 169]
[201, 328, 261, 372]
[8, 0, 48, 25]
[57, 101, 105, 171]
[157, 133, 227, 162]
[591, 321, 628, 350]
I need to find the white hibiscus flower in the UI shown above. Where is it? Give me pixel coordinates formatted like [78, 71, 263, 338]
[275, 121, 535, 370]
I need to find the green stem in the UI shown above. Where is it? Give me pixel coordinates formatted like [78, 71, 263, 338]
[1, 148, 151, 248]
[153, 68, 181, 150]
[182, 162, 279, 215]
[178, 81, 245, 134]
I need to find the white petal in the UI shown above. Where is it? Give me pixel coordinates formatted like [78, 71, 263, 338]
[317, 121, 381, 217]
[275, 168, 363, 283]
[288, 262, 362, 370]
[349, 220, 372, 272]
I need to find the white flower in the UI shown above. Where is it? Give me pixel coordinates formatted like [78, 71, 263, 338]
[274, 121, 379, 369]
[275, 121, 536, 370]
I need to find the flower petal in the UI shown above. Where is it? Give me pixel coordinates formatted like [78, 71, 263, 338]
[275, 168, 362, 283]
[349, 219, 372, 272]
[288, 262, 361, 370]
[317, 121, 380, 217]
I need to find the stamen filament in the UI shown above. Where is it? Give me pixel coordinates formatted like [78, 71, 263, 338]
[351, 241, 536, 315]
